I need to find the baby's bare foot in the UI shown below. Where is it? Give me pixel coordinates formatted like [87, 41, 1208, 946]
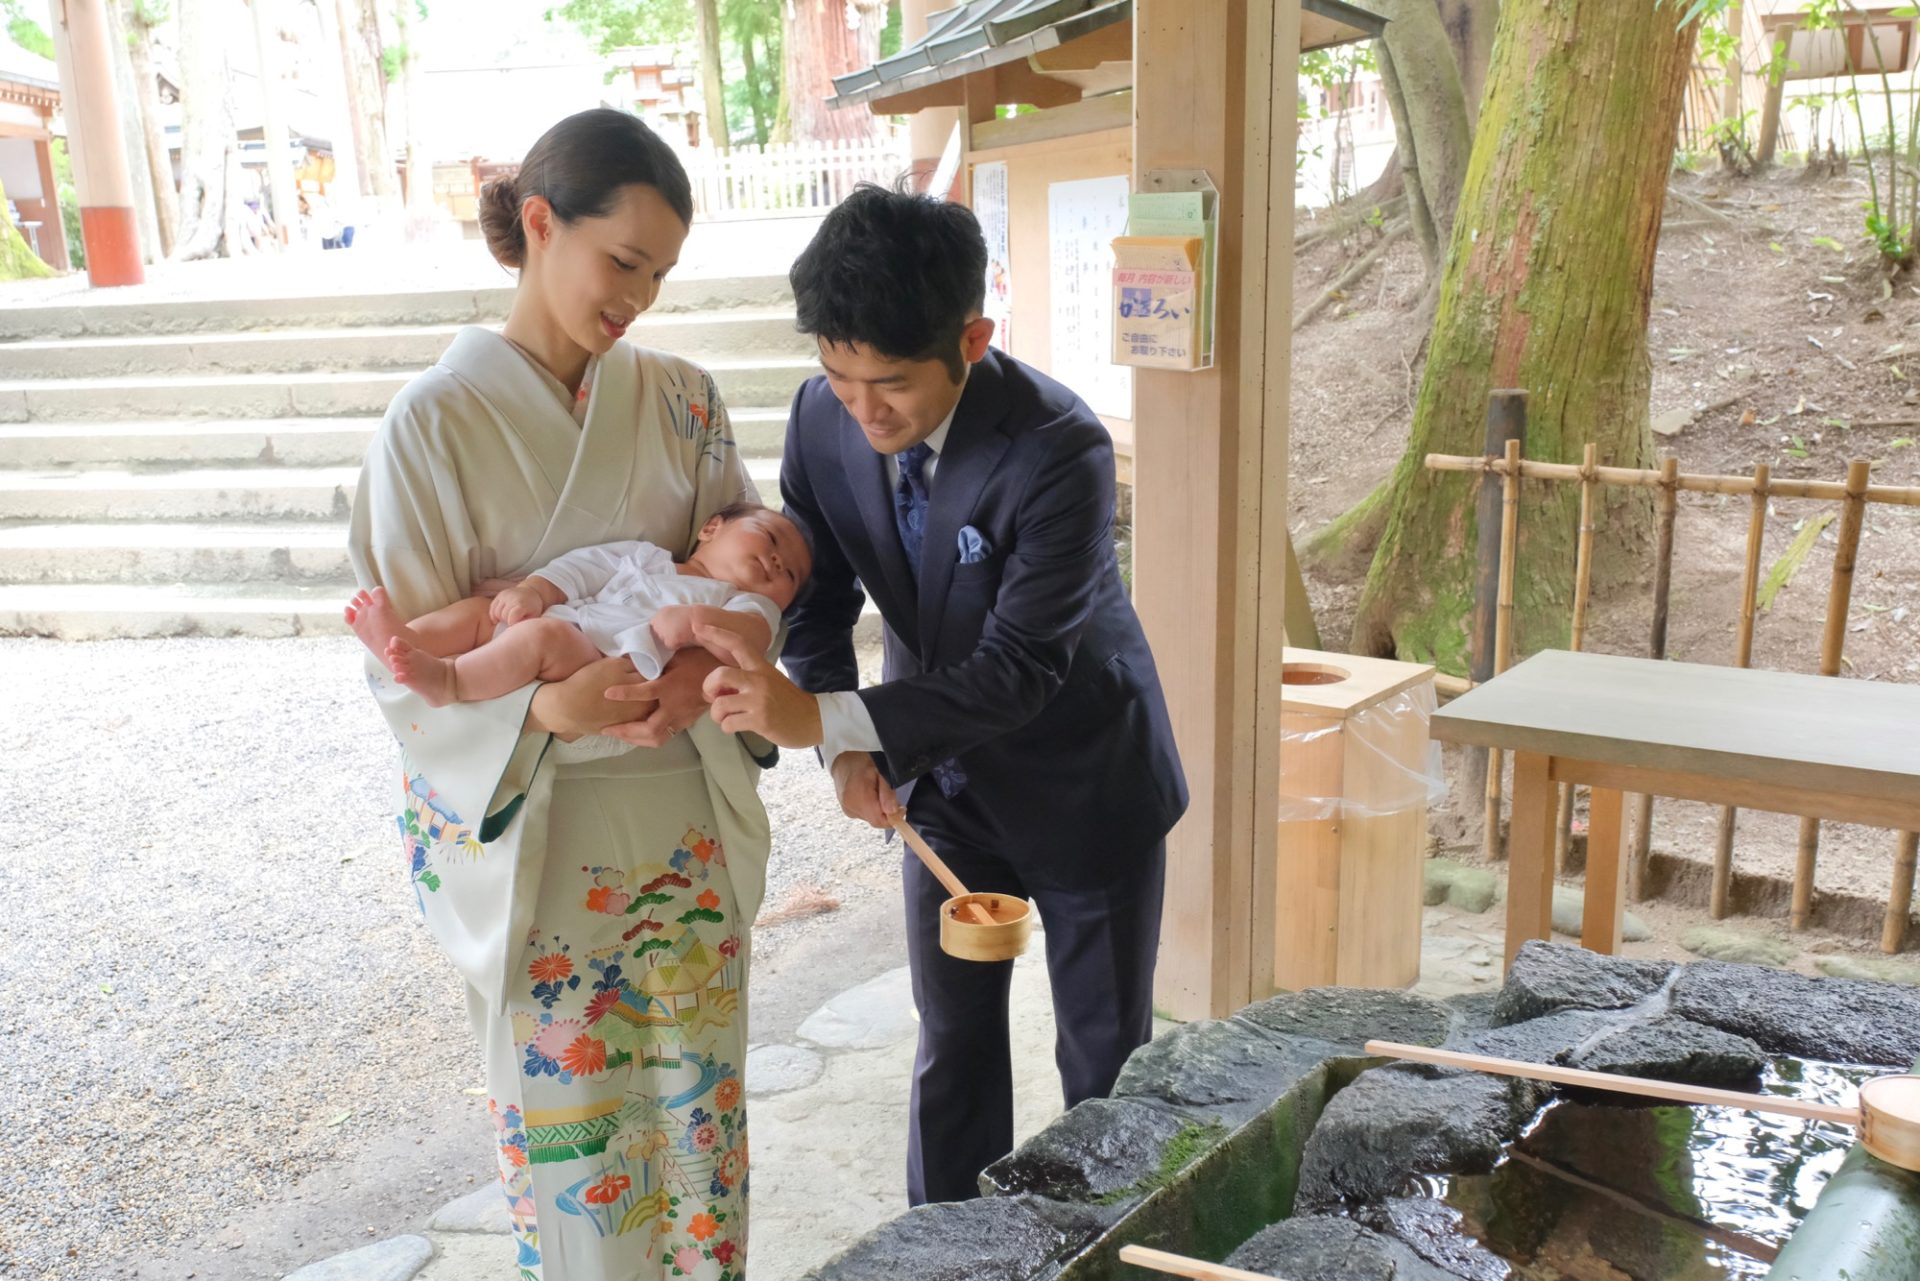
[345, 587, 406, 671]
[387, 637, 458, 707]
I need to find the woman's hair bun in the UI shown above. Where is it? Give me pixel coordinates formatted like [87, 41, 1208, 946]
[478, 176, 526, 268]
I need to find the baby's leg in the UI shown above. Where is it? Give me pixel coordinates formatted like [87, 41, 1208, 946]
[396, 596, 497, 658]
[345, 588, 494, 671]
[391, 616, 602, 707]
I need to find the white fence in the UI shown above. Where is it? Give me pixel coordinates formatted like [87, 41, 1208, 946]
[679, 139, 915, 219]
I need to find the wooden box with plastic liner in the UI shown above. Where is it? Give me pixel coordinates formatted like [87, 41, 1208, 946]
[1274, 647, 1441, 992]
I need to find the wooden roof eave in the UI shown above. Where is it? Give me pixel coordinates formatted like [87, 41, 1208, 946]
[831, 0, 1130, 113]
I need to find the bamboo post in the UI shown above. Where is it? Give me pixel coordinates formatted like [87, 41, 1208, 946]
[1887, 831, 1920, 954]
[1793, 458, 1873, 929]
[1467, 391, 1527, 859]
[1712, 461, 1771, 918]
[1486, 432, 1525, 861]
[1554, 442, 1600, 872]
[1628, 455, 1681, 902]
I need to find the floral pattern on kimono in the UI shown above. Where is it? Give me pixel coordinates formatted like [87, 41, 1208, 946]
[495, 823, 748, 1280]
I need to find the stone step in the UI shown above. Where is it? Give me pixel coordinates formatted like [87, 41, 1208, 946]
[0, 359, 814, 424]
[0, 408, 790, 469]
[0, 458, 780, 544]
[0, 418, 380, 468]
[0, 581, 356, 638]
[0, 579, 879, 640]
[0, 274, 793, 341]
[0, 466, 359, 521]
[0, 522, 350, 585]
[0, 311, 810, 380]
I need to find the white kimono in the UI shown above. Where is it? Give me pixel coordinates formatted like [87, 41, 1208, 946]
[349, 328, 766, 1281]
[535, 540, 783, 681]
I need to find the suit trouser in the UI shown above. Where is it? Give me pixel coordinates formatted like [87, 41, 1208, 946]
[899, 797, 1167, 1205]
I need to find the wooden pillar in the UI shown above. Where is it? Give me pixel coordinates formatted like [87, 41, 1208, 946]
[1135, 0, 1296, 1019]
[31, 136, 69, 271]
[51, 0, 144, 282]
[50, 0, 145, 286]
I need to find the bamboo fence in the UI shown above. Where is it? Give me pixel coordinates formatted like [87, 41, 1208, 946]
[1428, 436, 1920, 950]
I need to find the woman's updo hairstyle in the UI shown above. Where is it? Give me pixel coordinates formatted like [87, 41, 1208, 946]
[478, 108, 694, 270]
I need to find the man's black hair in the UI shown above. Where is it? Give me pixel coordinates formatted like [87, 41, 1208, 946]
[789, 182, 988, 383]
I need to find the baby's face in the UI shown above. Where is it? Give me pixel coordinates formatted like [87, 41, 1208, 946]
[701, 510, 811, 609]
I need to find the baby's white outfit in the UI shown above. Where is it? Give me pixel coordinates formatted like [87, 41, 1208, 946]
[532, 539, 781, 679]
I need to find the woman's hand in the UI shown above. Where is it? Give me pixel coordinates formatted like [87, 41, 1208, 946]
[527, 656, 656, 741]
[600, 648, 725, 747]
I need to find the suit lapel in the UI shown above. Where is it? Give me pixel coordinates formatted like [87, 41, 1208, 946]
[919, 356, 1011, 656]
[840, 411, 921, 652]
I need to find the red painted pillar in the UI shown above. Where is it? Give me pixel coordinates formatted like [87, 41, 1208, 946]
[51, 0, 145, 286]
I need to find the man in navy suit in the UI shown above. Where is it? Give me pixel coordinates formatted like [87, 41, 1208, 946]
[693, 184, 1188, 1205]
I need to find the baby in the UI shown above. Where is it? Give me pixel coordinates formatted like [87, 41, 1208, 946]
[346, 502, 812, 709]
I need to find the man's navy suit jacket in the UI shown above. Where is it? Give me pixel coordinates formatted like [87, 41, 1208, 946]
[778, 348, 1188, 889]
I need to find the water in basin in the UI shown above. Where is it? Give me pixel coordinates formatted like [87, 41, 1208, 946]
[1418, 1058, 1871, 1280]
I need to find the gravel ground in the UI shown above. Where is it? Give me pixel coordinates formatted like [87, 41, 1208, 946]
[0, 635, 895, 1281]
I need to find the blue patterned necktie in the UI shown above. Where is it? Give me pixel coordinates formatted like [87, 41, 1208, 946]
[893, 441, 934, 574]
[890, 440, 967, 799]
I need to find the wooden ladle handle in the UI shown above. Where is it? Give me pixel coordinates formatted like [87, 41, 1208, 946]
[1365, 1040, 1861, 1128]
[889, 815, 996, 925]
[1118, 1244, 1286, 1281]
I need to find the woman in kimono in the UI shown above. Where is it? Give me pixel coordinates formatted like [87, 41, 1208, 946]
[347, 109, 767, 1281]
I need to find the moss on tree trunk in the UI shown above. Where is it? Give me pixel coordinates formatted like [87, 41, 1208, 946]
[1350, 0, 1698, 672]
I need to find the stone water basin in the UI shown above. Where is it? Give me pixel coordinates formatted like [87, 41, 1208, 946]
[807, 941, 1920, 1281]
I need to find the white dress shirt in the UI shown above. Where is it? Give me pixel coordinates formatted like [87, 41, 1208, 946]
[814, 397, 961, 772]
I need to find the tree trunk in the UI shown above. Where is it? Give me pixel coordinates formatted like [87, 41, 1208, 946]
[173, 0, 239, 259]
[105, 0, 161, 262]
[392, 1, 434, 236]
[695, 0, 730, 153]
[781, 0, 884, 144]
[1349, 0, 1698, 670]
[347, 0, 399, 203]
[1435, 0, 1497, 127]
[740, 27, 767, 145]
[251, 0, 299, 241]
[332, 0, 372, 196]
[311, 0, 362, 209]
[122, 0, 178, 256]
[1375, 0, 1472, 273]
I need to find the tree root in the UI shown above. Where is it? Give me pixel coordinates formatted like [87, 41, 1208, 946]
[1295, 194, 1408, 250]
[1293, 225, 1408, 330]
[1301, 474, 1394, 575]
[1664, 189, 1739, 225]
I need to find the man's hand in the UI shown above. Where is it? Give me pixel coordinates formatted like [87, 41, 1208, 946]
[491, 583, 548, 626]
[527, 655, 653, 741]
[600, 648, 724, 748]
[697, 625, 824, 748]
[830, 751, 900, 829]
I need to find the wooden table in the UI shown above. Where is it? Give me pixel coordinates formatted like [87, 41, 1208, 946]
[1433, 650, 1920, 967]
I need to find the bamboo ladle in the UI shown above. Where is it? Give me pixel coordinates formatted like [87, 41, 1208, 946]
[1367, 1040, 1920, 1173]
[1118, 1245, 1284, 1281]
[889, 814, 1033, 962]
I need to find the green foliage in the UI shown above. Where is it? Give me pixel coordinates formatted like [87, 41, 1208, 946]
[547, 0, 694, 53]
[2, 0, 53, 59]
[1296, 43, 1376, 194]
[549, 0, 793, 147]
[382, 44, 408, 82]
[52, 138, 83, 271]
[879, 0, 902, 60]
